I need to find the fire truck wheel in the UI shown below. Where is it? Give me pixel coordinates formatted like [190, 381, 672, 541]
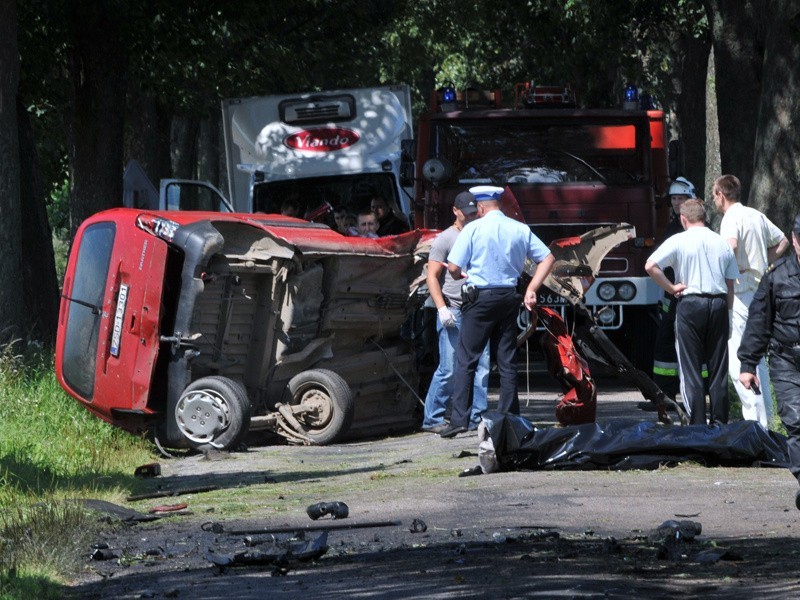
[287, 369, 354, 445]
[174, 376, 251, 451]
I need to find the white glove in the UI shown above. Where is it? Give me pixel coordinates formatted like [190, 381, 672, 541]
[438, 306, 457, 328]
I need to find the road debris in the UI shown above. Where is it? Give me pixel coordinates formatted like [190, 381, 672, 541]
[409, 518, 427, 533]
[134, 463, 162, 478]
[204, 531, 329, 572]
[306, 501, 349, 520]
[127, 485, 219, 502]
[148, 503, 189, 514]
[216, 520, 401, 535]
[90, 547, 119, 561]
[693, 548, 743, 564]
[652, 519, 702, 542]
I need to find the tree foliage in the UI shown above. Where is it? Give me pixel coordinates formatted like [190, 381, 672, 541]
[3, 0, 800, 340]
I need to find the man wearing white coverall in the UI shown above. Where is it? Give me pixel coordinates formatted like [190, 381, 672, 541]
[713, 174, 789, 427]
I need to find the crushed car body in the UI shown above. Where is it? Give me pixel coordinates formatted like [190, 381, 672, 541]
[56, 208, 435, 450]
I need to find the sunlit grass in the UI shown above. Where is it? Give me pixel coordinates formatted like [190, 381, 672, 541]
[0, 340, 155, 596]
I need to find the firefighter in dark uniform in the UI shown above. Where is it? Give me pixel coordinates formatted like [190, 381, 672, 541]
[738, 212, 800, 510]
[652, 177, 697, 402]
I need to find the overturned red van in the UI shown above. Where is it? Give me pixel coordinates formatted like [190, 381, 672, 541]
[56, 208, 433, 450]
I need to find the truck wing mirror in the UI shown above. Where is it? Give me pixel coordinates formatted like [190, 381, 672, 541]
[400, 163, 415, 188]
[401, 139, 416, 162]
[160, 179, 233, 212]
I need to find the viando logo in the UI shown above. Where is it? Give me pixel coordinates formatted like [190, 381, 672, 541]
[284, 128, 359, 152]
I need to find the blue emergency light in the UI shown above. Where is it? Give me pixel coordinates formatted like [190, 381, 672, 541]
[624, 84, 638, 103]
[442, 84, 456, 104]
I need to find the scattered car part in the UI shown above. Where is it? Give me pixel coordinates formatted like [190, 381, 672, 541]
[306, 501, 349, 520]
[126, 485, 218, 502]
[217, 520, 401, 536]
[148, 503, 189, 514]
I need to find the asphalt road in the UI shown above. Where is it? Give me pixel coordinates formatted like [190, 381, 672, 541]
[67, 375, 800, 599]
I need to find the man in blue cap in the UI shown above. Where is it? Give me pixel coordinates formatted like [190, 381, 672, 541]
[738, 210, 800, 510]
[438, 186, 555, 438]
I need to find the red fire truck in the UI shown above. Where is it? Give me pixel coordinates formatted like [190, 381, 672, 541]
[413, 82, 672, 367]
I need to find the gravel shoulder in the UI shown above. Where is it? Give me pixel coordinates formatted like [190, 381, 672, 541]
[67, 378, 800, 599]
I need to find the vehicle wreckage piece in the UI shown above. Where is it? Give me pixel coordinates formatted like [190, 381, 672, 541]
[204, 531, 330, 569]
[528, 307, 596, 426]
[522, 223, 688, 425]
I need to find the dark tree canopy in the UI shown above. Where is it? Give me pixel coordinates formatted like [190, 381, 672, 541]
[3, 0, 800, 341]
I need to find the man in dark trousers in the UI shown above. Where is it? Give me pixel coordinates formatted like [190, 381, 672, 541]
[422, 191, 489, 433]
[652, 177, 697, 404]
[739, 212, 800, 510]
[438, 185, 555, 439]
[645, 199, 739, 425]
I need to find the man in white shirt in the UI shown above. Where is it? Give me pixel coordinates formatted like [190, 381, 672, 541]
[714, 174, 789, 427]
[646, 199, 739, 425]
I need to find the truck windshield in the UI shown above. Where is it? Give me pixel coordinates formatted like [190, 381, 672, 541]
[433, 120, 646, 186]
[252, 173, 401, 222]
[61, 222, 116, 399]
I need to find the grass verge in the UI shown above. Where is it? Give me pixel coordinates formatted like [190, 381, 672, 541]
[0, 340, 154, 598]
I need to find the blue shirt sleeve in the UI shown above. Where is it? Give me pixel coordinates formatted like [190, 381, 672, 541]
[447, 227, 471, 269]
[527, 231, 551, 263]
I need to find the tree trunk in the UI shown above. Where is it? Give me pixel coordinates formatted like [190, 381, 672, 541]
[67, 1, 127, 237]
[749, 0, 800, 233]
[125, 89, 171, 188]
[170, 115, 199, 179]
[218, 118, 229, 200]
[671, 31, 712, 196]
[0, 0, 25, 341]
[704, 0, 766, 203]
[197, 112, 220, 188]
[18, 98, 60, 343]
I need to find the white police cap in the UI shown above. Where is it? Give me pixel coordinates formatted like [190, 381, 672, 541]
[469, 185, 504, 201]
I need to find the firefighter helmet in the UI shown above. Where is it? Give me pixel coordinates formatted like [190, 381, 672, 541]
[668, 177, 696, 198]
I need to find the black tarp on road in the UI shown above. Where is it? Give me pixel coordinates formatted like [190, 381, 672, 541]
[480, 411, 790, 472]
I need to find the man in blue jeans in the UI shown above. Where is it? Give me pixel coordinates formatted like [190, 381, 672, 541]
[422, 192, 489, 433]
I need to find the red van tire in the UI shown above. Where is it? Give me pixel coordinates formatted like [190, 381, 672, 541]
[174, 376, 251, 451]
[286, 369, 354, 445]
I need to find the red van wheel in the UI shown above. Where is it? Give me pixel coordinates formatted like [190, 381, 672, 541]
[175, 376, 251, 450]
[287, 369, 354, 445]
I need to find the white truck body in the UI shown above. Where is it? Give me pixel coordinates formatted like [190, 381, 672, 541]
[221, 85, 415, 216]
[124, 86, 415, 221]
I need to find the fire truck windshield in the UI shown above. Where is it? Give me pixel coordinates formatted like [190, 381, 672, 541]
[432, 120, 647, 187]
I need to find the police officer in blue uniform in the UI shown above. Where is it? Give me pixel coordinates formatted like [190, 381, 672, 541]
[438, 186, 555, 438]
[738, 212, 800, 509]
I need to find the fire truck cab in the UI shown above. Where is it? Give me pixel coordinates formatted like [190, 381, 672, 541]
[414, 82, 671, 366]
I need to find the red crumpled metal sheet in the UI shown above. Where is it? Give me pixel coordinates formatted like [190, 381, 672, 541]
[535, 306, 597, 425]
[148, 503, 188, 514]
